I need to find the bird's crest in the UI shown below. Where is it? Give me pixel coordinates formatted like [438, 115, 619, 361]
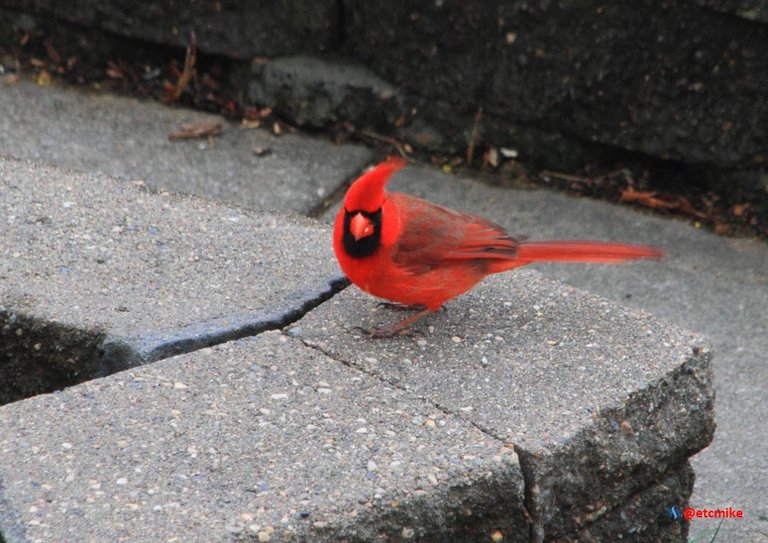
[343, 156, 406, 212]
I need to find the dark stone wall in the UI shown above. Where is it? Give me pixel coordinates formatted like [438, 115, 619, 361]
[3, 0, 768, 200]
[343, 1, 768, 170]
[1, 0, 340, 58]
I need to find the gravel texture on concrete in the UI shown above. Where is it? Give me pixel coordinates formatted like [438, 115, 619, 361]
[0, 331, 526, 543]
[0, 156, 344, 401]
[289, 269, 714, 540]
[330, 163, 767, 541]
[0, 81, 372, 214]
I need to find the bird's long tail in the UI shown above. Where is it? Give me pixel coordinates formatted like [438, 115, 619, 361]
[515, 240, 665, 264]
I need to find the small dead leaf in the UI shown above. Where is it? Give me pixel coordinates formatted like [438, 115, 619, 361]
[272, 121, 282, 136]
[243, 106, 272, 121]
[168, 120, 222, 141]
[620, 188, 677, 209]
[252, 146, 272, 156]
[106, 61, 125, 79]
[241, 106, 273, 129]
[44, 38, 61, 65]
[240, 119, 260, 129]
[731, 203, 751, 217]
[621, 188, 707, 220]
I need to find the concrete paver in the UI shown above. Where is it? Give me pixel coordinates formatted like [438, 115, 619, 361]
[0, 331, 526, 543]
[291, 269, 713, 540]
[0, 156, 343, 401]
[0, 81, 372, 214]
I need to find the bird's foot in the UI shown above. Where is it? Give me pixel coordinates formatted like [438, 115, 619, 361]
[353, 306, 438, 339]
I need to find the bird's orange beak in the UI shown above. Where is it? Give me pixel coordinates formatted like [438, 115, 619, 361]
[350, 212, 374, 241]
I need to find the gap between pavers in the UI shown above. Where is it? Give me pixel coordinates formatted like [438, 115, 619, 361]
[0, 331, 528, 543]
[0, 80, 373, 215]
[288, 271, 714, 541]
[0, 156, 348, 403]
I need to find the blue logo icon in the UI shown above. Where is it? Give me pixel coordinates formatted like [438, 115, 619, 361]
[668, 506, 682, 520]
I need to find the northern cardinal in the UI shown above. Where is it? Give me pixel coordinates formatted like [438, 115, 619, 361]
[333, 157, 664, 337]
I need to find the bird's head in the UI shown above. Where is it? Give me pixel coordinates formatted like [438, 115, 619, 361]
[340, 157, 405, 256]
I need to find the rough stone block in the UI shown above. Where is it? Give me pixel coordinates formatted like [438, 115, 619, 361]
[0, 156, 344, 402]
[237, 55, 400, 131]
[290, 271, 715, 540]
[0, 332, 528, 543]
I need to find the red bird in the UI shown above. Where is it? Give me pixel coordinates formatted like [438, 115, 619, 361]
[333, 157, 664, 337]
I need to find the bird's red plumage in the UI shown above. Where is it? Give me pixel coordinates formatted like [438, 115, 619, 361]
[333, 158, 664, 336]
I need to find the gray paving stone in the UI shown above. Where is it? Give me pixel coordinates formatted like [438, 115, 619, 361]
[289, 270, 714, 540]
[0, 80, 372, 214]
[326, 162, 767, 541]
[0, 331, 527, 543]
[0, 156, 343, 402]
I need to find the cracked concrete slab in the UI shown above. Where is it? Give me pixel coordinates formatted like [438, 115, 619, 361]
[0, 331, 527, 543]
[0, 80, 372, 214]
[289, 270, 714, 541]
[0, 156, 343, 403]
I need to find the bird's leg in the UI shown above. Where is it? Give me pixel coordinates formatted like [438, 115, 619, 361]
[366, 306, 438, 338]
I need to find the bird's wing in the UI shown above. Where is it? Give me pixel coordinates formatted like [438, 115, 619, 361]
[389, 192, 522, 274]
